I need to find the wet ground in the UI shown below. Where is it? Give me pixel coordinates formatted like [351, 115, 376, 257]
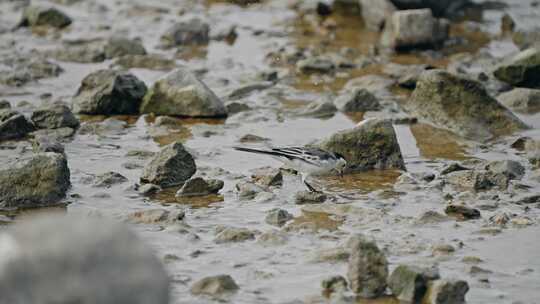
[1, 0, 540, 303]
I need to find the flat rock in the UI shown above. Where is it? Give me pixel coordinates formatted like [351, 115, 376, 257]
[31, 104, 79, 129]
[0, 110, 35, 141]
[19, 6, 72, 29]
[265, 209, 293, 226]
[295, 191, 327, 204]
[190, 275, 239, 296]
[104, 37, 147, 59]
[214, 227, 255, 243]
[175, 177, 224, 197]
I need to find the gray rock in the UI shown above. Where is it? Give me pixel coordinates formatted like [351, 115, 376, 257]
[296, 56, 335, 73]
[494, 48, 540, 88]
[51, 43, 105, 63]
[497, 88, 540, 112]
[388, 265, 435, 303]
[140, 67, 227, 118]
[31, 104, 79, 129]
[140, 142, 196, 188]
[127, 209, 184, 224]
[32, 127, 75, 141]
[445, 170, 509, 191]
[423, 280, 469, 304]
[93, 172, 128, 188]
[0, 56, 63, 87]
[251, 167, 283, 187]
[32, 136, 65, 154]
[235, 181, 265, 200]
[19, 6, 72, 29]
[227, 82, 274, 100]
[485, 160, 525, 180]
[409, 70, 526, 141]
[0, 110, 35, 141]
[343, 75, 395, 98]
[334, 88, 380, 112]
[138, 183, 161, 196]
[214, 227, 255, 243]
[0, 215, 169, 304]
[415, 211, 450, 225]
[299, 96, 337, 118]
[320, 118, 405, 172]
[0, 100, 10, 110]
[445, 204, 480, 220]
[175, 177, 224, 197]
[322, 276, 348, 294]
[0, 153, 70, 210]
[226, 102, 251, 115]
[161, 18, 210, 47]
[440, 163, 469, 175]
[295, 191, 327, 204]
[114, 54, 176, 71]
[190, 275, 239, 296]
[265, 209, 293, 226]
[381, 9, 449, 50]
[104, 37, 147, 59]
[73, 69, 147, 115]
[347, 234, 388, 298]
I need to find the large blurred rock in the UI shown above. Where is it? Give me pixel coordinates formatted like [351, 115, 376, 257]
[347, 234, 388, 298]
[0, 215, 169, 304]
[140, 68, 227, 117]
[423, 280, 469, 304]
[31, 104, 79, 129]
[0, 110, 35, 141]
[161, 18, 210, 47]
[73, 69, 147, 115]
[358, 0, 396, 31]
[409, 70, 526, 141]
[494, 48, 540, 89]
[19, 6, 72, 29]
[320, 118, 405, 172]
[388, 265, 438, 302]
[0, 153, 70, 210]
[380, 9, 449, 50]
[389, 0, 472, 17]
[140, 142, 196, 188]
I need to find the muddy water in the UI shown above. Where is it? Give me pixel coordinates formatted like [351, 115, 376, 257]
[1, 0, 540, 303]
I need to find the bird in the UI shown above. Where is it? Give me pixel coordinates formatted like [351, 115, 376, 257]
[233, 146, 347, 192]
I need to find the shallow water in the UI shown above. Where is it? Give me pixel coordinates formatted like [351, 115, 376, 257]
[1, 0, 540, 303]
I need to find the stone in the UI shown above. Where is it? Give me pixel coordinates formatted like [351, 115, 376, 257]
[227, 82, 274, 100]
[73, 69, 147, 115]
[235, 181, 265, 200]
[423, 280, 469, 304]
[0, 215, 169, 304]
[127, 209, 185, 224]
[445, 170, 509, 191]
[295, 191, 327, 204]
[104, 37, 147, 59]
[0, 100, 10, 110]
[161, 18, 210, 47]
[299, 96, 338, 118]
[322, 276, 348, 294]
[389, 0, 472, 17]
[175, 177, 224, 197]
[485, 160, 525, 180]
[344, 75, 395, 97]
[265, 209, 293, 226]
[494, 48, 540, 88]
[31, 104, 79, 129]
[347, 234, 388, 298]
[388, 265, 434, 303]
[19, 6, 72, 29]
[114, 54, 176, 71]
[140, 142, 196, 188]
[214, 227, 255, 243]
[140, 67, 227, 118]
[32, 136, 65, 154]
[190, 275, 239, 296]
[334, 88, 381, 112]
[440, 163, 469, 175]
[358, 0, 396, 31]
[51, 43, 106, 63]
[512, 29, 540, 50]
[381, 9, 449, 50]
[227, 102, 251, 115]
[0, 153, 70, 210]
[138, 184, 161, 196]
[497, 88, 540, 112]
[296, 56, 335, 73]
[409, 70, 526, 141]
[32, 127, 76, 141]
[320, 118, 405, 172]
[257, 230, 288, 246]
[251, 167, 283, 187]
[0, 56, 63, 86]
[445, 204, 480, 220]
[93, 172, 128, 188]
[415, 211, 450, 225]
[0, 110, 35, 141]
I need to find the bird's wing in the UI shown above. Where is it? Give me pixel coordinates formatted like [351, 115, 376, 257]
[233, 146, 320, 165]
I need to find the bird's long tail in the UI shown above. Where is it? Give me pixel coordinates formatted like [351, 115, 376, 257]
[233, 146, 287, 158]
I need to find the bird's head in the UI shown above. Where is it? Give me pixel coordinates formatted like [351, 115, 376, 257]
[334, 152, 347, 177]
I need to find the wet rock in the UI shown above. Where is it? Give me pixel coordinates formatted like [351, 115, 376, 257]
[322, 276, 348, 294]
[251, 167, 283, 187]
[31, 104, 79, 129]
[390, 0, 472, 17]
[227, 82, 274, 100]
[440, 163, 469, 175]
[127, 209, 185, 224]
[344, 75, 395, 98]
[104, 37, 147, 59]
[388, 265, 435, 303]
[0, 100, 10, 110]
[265, 209, 293, 226]
[19, 6, 72, 29]
[423, 280, 469, 304]
[73, 69, 147, 115]
[227, 102, 251, 115]
[296, 56, 335, 74]
[381, 9, 449, 50]
[409, 70, 526, 141]
[235, 181, 265, 199]
[497, 88, 540, 112]
[32, 136, 65, 154]
[347, 234, 388, 298]
[320, 118, 405, 172]
[334, 88, 381, 112]
[138, 183, 161, 195]
[140, 67, 227, 118]
[175, 177, 224, 197]
[140, 142, 196, 188]
[0, 56, 63, 87]
[494, 48, 540, 88]
[0, 110, 35, 141]
[114, 54, 176, 71]
[0, 215, 169, 304]
[161, 18, 210, 47]
[190, 275, 239, 296]
[299, 96, 338, 118]
[0, 153, 70, 210]
[445, 170, 509, 191]
[445, 204, 480, 220]
[295, 191, 327, 204]
[257, 230, 288, 246]
[485, 160, 525, 180]
[215, 227, 255, 243]
[94, 172, 128, 188]
[51, 43, 106, 63]
[432, 244, 455, 256]
[33, 127, 76, 141]
[415, 211, 450, 225]
[358, 0, 396, 31]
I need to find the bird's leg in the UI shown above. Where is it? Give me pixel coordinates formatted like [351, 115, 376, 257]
[301, 173, 322, 193]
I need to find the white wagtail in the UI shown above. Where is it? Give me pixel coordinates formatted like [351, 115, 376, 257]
[233, 146, 347, 192]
